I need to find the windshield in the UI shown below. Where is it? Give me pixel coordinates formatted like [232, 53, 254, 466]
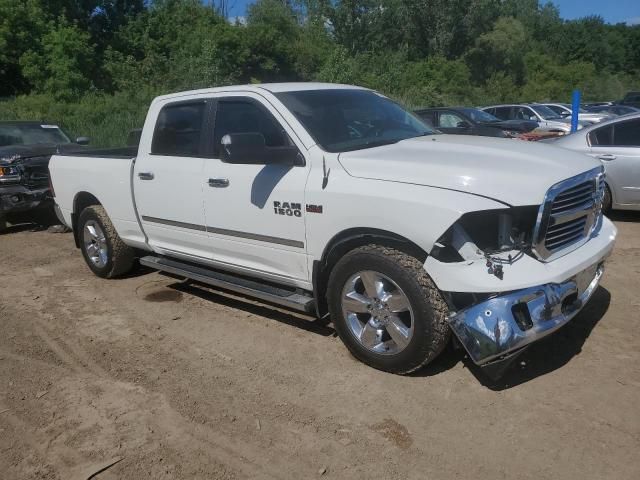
[530, 105, 564, 120]
[275, 89, 435, 152]
[460, 108, 500, 123]
[0, 124, 71, 146]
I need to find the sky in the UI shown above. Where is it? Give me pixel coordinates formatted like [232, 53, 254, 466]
[225, 0, 640, 25]
[552, 0, 640, 25]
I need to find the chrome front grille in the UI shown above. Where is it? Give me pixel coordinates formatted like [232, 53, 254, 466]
[533, 167, 604, 261]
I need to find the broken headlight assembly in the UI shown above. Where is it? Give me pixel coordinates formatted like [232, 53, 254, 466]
[0, 163, 21, 184]
[430, 206, 540, 265]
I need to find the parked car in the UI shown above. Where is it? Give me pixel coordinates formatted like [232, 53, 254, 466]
[545, 113, 640, 212]
[583, 104, 640, 117]
[50, 83, 616, 378]
[540, 103, 611, 124]
[583, 101, 615, 108]
[414, 107, 538, 138]
[620, 91, 640, 108]
[481, 104, 587, 134]
[0, 121, 89, 232]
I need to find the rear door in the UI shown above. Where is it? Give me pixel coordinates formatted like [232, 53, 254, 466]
[201, 93, 311, 284]
[589, 118, 640, 207]
[133, 99, 213, 259]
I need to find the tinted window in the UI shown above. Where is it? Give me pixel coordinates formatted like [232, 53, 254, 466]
[151, 102, 206, 156]
[547, 105, 566, 115]
[439, 112, 465, 128]
[493, 107, 512, 120]
[416, 111, 436, 127]
[213, 100, 289, 155]
[514, 107, 538, 121]
[530, 105, 562, 120]
[462, 108, 499, 123]
[614, 119, 640, 147]
[589, 125, 613, 146]
[275, 89, 434, 153]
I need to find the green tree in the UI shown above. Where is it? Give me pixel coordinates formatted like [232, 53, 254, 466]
[19, 18, 95, 100]
[0, 0, 50, 95]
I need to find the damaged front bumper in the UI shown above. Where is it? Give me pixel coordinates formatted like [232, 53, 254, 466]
[448, 261, 604, 366]
[0, 184, 51, 215]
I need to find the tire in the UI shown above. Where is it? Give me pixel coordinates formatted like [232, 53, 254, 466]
[327, 244, 450, 374]
[78, 205, 134, 278]
[603, 185, 612, 214]
[0, 215, 7, 234]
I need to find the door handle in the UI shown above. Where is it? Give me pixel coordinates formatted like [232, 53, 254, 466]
[597, 154, 616, 161]
[138, 172, 155, 180]
[208, 178, 230, 188]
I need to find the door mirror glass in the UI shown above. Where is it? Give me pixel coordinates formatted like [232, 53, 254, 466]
[75, 136, 90, 145]
[220, 133, 302, 166]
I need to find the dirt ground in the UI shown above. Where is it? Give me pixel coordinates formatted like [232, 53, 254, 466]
[1, 214, 639, 480]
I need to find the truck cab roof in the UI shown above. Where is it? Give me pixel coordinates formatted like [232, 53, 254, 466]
[152, 83, 368, 103]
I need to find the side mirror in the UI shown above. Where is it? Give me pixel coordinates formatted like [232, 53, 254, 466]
[75, 136, 90, 145]
[456, 121, 471, 129]
[220, 133, 303, 166]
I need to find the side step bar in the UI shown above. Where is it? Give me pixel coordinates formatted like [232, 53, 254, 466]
[139, 256, 316, 313]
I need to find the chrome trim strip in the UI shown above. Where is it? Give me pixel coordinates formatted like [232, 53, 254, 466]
[206, 226, 304, 248]
[141, 215, 304, 248]
[141, 215, 206, 232]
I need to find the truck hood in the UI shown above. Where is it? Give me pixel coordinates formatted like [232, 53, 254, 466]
[338, 134, 600, 206]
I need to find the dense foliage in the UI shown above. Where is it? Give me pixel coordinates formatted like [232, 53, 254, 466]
[1, 0, 639, 145]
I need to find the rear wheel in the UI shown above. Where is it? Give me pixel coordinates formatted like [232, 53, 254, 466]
[78, 205, 134, 278]
[328, 244, 450, 374]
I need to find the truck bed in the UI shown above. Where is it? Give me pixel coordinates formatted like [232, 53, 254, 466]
[49, 152, 148, 249]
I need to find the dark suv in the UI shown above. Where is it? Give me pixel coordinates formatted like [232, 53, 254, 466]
[415, 107, 538, 138]
[0, 121, 88, 232]
[620, 92, 640, 108]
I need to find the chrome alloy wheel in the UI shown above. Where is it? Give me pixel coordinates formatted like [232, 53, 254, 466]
[83, 220, 108, 268]
[341, 271, 414, 355]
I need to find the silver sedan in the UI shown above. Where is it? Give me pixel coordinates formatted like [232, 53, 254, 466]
[546, 113, 640, 211]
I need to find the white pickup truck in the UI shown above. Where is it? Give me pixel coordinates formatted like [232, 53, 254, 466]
[50, 83, 617, 376]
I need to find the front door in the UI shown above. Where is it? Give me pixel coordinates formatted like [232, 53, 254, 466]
[202, 94, 311, 285]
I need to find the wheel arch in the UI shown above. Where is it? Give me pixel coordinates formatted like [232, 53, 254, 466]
[72, 191, 102, 248]
[312, 228, 429, 318]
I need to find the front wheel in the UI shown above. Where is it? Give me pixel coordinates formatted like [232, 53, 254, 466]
[78, 205, 134, 278]
[327, 245, 450, 374]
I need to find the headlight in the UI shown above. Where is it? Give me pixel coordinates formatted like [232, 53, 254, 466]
[431, 206, 540, 263]
[0, 164, 21, 183]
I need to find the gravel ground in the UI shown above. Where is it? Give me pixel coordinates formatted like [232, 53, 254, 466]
[1, 213, 639, 480]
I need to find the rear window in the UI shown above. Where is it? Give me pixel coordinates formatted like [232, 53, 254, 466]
[151, 102, 206, 156]
[589, 125, 613, 146]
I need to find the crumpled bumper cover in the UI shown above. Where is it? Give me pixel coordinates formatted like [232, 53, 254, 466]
[0, 185, 50, 214]
[449, 261, 604, 365]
